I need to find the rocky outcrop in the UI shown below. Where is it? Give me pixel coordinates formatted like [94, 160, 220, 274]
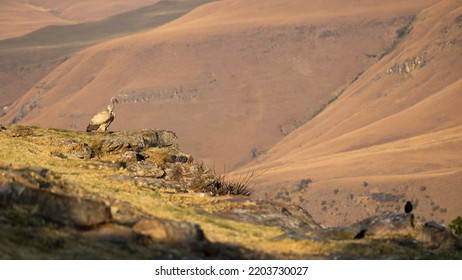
[1, 126, 461, 259]
[94, 130, 178, 154]
[0, 167, 208, 247]
[9, 184, 112, 227]
[387, 56, 425, 74]
[418, 221, 462, 248]
[195, 197, 320, 233]
[352, 213, 415, 238]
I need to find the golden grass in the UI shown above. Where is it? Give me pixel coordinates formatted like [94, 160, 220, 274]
[0, 126, 306, 256]
[2, 126, 459, 259]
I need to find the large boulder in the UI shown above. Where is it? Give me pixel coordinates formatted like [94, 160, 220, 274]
[417, 221, 462, 248]
[196, 197, 321, 233]
[352, 213, 415, 238]
[0, 168, 111, 227]
[95, 130, 178, 154]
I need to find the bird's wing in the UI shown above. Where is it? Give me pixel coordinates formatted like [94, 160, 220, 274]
[89, 110, 111, 126]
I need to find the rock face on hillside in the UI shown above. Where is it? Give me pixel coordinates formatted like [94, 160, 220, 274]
[0, 126, 461, 259]
[387, 56, 425, 74]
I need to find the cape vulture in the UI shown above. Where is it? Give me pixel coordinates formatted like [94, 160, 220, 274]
[86, 97, 118, 132]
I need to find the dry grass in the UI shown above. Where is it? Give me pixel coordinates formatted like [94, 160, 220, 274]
[0, 126, 316, 258]
[2, 126, 460, 259]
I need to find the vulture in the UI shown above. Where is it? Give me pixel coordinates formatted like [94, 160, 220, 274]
[404, 201, 413, 214]
[86, 97, 119, 132]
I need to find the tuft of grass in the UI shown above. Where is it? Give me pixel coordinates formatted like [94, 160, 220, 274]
[212, 173, 254, 196]
[144, 147, 173, 169]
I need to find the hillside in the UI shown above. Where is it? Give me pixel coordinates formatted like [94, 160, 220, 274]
[231, 0, 462, 227]
[0, 0, 216, 111]
[0, 0, 438, 171]
[0, 0, 162, 40]
[0, 125, 460, 259]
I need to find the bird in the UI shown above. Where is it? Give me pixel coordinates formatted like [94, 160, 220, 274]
[354, 229, 367, 239]
[404, 201, 413, 214]
[86, 97, 119, 132]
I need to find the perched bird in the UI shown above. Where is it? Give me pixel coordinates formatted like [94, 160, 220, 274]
[281, 207, 292, 217]
[404, 201, 413, 214]
[86, 97, 118, 132]
[354, 229, 367, 239]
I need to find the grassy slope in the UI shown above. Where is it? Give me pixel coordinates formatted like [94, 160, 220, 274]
[2, 125, 460, 259]
[0, 126, 312, 258]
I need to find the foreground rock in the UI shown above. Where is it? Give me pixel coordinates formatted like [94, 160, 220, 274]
[352, 213, 415, 238]
[1, 126, 461, 259]
[0, 167, 209, 251]
[194, 197, 320, 233]
[418, 221, 462, 249]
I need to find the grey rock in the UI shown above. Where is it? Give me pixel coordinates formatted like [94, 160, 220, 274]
[418, 221, 461, 248]
[171, 153, 193, 164]
[120, 151, 146, 163]
[387, 56, 425, 75]
[199, 198, 321, 233]
[313, 227, 359, 240]
[353, 213, 415, 238]
[97, 130, 178, 154]
[9, 184, 112, 227]
[126, 161, 165, 178]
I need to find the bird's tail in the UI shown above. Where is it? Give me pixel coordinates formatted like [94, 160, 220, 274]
[86, 124, 99, 132]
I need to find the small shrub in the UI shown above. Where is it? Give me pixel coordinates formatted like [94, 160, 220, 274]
[211, 173, 254, 196]
[321, 200, 327, 206]
[297, 178, 312, 192]
[333, 189, 339, 195]
[449, 216, 462, 236]
[363, 181, 369, 187]
[420, 186, 427, 192]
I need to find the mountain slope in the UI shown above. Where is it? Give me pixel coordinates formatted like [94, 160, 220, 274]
[0, 0, 162, 40]
[0, 0, 216, 109]
[1, 0, 437, 172]
[232, 0, 462, 226]
[0, 0, 71, 40]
